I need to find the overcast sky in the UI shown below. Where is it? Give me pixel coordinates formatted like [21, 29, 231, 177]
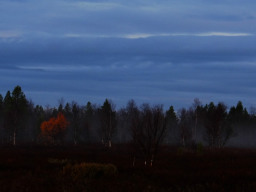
[0, 0, 256, 110]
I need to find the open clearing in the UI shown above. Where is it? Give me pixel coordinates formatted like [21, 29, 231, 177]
[1, 145, 256, 192]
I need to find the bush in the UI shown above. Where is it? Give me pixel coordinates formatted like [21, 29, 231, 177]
[62, 162, 118, 181]
[196, 142, 204, 154]
[48, 158, 70, 165]
[177, 147, 185, 155]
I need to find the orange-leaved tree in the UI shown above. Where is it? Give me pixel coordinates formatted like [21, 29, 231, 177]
[40, 112, 69, 144]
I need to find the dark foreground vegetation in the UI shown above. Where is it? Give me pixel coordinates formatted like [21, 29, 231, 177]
[1, 144, 256, 192]
[2, 86, 256, 191]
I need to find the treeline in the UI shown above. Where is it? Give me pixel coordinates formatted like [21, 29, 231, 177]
[1, 86, 256, 149]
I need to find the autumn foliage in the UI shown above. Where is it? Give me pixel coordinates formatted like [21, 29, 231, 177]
[40, 112, 69, 143]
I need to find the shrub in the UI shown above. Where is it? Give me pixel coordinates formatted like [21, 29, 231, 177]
[48, 158, 69, 165]
[62, 162, 118, 181]
[196, 142, 204, 154]
[177, 147, 185, 155]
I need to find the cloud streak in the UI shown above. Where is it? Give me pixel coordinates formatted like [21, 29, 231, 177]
[0, 30, 22, 39]
[122, 32, 253, 39]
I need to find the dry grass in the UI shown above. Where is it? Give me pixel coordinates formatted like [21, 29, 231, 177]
[0, 144, 256, 191]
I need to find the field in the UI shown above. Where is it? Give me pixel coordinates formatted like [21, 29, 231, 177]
[1, 144, 256, 192]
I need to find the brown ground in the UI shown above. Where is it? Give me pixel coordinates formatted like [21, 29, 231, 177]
[1, 144, 256, 192]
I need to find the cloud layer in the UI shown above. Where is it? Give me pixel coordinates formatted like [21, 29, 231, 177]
[0, 0, 256, 109]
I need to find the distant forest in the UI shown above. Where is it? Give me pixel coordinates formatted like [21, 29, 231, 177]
[1, 85, 256, 149]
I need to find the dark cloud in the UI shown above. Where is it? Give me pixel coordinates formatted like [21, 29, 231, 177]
[1, 35, 255, 66]
[0, 0, 256, 109]
[1, 0, 255, 35]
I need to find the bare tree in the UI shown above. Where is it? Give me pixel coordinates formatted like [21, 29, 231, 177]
[116, 107, 132, 143]
[131, 104, 167, 166]
[178, 108, 193, 147]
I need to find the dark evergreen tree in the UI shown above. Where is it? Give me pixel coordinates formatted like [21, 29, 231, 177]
[228, 101, 250, 125]
[99, 99, 116, 147]
[3, 91, 13, 143]
[204, 102, 234, 147]
[71, 102, 80, 145]
[58, 103, 63, 113]
[0, 94, 3, 143]
[82, 101, 95, 143]
[3, 86, 28, 145]
[165, 106, 178, 144]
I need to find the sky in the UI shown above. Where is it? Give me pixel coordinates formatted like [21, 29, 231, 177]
[0, 0, 256, 110]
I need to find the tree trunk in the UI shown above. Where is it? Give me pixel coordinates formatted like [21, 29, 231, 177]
[182, 136, 185, 147]
[74, 128, 77, 145]
[13, 130, 16, 146]
[132, 157, 135, 167]
[194, 112, 197, 142]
